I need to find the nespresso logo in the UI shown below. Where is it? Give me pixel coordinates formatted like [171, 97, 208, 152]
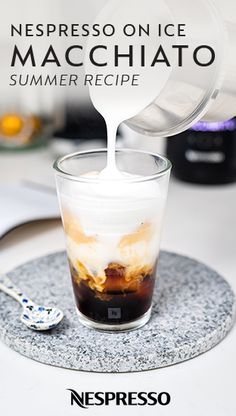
[67, 389, 171, 409]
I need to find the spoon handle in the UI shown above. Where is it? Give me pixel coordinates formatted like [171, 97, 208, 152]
[0, 274, 34, 307]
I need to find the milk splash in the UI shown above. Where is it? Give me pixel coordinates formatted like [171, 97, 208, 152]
[85, 0, 173, 179]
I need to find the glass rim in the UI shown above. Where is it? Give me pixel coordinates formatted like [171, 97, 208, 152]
[53, 148, 172, 183]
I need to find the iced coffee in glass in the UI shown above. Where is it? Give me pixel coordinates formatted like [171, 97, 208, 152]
[54, 149, 171, 331]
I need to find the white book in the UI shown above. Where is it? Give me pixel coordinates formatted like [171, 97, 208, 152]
[0, 183, 60, 239]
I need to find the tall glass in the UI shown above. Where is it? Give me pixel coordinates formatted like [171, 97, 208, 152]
[54, 149, 171, 331]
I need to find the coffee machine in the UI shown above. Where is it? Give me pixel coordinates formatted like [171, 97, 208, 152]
[166, 119, 236, 184]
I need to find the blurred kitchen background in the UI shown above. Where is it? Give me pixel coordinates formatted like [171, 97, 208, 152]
[0, 0, 235, 288]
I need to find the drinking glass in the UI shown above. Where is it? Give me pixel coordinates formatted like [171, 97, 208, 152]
[54, 149, 171, 331]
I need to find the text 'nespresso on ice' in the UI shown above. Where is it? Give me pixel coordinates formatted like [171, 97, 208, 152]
[10, 23, 215, 68]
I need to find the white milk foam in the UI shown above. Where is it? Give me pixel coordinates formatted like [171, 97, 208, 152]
[62, 172, 164, 235]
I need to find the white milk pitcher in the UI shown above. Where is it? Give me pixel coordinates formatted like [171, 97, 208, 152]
[125, 0, 236, 136]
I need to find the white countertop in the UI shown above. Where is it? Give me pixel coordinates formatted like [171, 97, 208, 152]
[0, 145, 235, 416]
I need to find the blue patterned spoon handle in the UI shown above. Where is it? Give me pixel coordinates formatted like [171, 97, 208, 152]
[0, 274, 34, 307]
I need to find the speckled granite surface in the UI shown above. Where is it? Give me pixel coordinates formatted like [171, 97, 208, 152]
[0, 251, 235, 373]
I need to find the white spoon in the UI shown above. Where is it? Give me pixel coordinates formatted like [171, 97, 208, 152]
[0, 274, 64, 331]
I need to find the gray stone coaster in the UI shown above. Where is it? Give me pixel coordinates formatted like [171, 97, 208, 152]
[0, 251, 235, 373]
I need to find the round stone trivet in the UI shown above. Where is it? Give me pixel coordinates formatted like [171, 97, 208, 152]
[0, 251, 235, 373]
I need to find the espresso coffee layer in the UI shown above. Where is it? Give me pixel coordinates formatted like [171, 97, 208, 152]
[71, 269, 156, 324]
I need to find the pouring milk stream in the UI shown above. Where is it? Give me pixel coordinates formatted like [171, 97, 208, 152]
[85, 0, 173, 177]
